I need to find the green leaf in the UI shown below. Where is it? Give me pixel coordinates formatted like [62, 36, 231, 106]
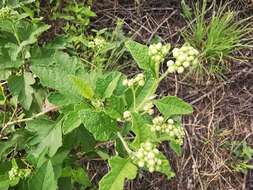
[26, 118, 62, 160]
[29, 160, 57, 190]
[154, 96, 193, 119]
[71, 168, 91, 187]
[31, 51, 85, 98]
[8, 72, 35, 110]
[99, 156, 137, 190]
[95, 72, 121, 99]
[125, 40, 154, 74]
[70, 75, 94, 100]
[47, 92, 81, 106]
[131, 113, 156, 149]
[79, 110, 118, 141]
[62, 111, 82, 135]
[0, 84, 5, 105]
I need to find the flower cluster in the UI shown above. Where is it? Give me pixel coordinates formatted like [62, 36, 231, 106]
[167, 44, 199, 74]
[148, 42, 171, 64]
[9, 166, 30, 180]
[0, 7, 13, 19]
[131, 142, 162, 172]
[88, 37, 106, 49]
[151, 116, 185, 145]
[143, 102, 154, 115]
[123, 73, 145, 87]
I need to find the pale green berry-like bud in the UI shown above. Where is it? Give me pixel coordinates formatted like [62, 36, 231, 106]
[192, 59, 198, 65]
[147, 159, 156, 166]
[138, 161, 145, 167]
[167, 65, 176, 73]
[138, 79, 145, 86]
[135, 151, 144, 159]
[177, 54, 186, 63]
[166, 60, 175, 67]
[155, 125, 161, 131]
[187, 56, 195, 61]
[172, 48, 180, 57]
[122, 79, 128, 86]
[154, 55, 162, 63]
[156, 159, 162, 165]
[143, 102, 153, 111]
[167, 119, 174, 124]
[147, 152, 155, 159]
[123, 111, 131, 120]
[148, 109, 154, 115]
[177, 66, 185, 74]
[153, 148, 159, 154]
[127, 79, 134, 87]
[149, 166, 155, 173]
[143, 142, 153, 151]
[151, 126, 156, 132]
[156, 42, 162, 49]
[182, 61, 190, 68]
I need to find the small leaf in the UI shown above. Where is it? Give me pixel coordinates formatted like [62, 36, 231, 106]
[62, 111, 82, 135]
[79, 110, 118, 141]
[99, 156, 137, 190]
[29, 161, 57, 190]
[8, 72, 35, 110]
[125, 40, 155, 74]
[156, 153, 175, 179]
[70, 75, 94, 100]
[154, 96, 193, 119]
[71, 168, 91, 187]
[95, 72, 121, 99]
[131, 113, 156, 149]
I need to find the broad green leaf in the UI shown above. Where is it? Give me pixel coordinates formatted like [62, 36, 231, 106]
[70, 75, 94, 100]
[131, 113, 156, 149]
[26, 118, 62, 160]
[95, 72, 121, 99]
[154, 96, 193, 119]
[71, 168, 91, 187]
[0, 48, 24, 69]
[99, 156, 137, 190]
[104, 95, 126, 119]
[79, 110, 118, 141]
[0, 175, 10, 190]
[134, 74, 156, 110]
[62, 111, 82, 135]
[0, 84, 5, 105]
[31, 51, 85, 98]
[47, 92, 81, 106]
[0, 69, 11, 80]
[63, 126, 96, 153]
[8, 72, 35, 110]
[125, 40, 155, 74]
[29, 161, 57, 190]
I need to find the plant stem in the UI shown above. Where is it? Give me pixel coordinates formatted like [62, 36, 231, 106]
[117, 132, 132, 155]
[1, 106, 59, 133]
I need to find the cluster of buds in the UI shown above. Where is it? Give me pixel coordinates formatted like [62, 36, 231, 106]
[88, 37, 106, 49]
[123, 73, 145, 87]
[143, 102, 154, 115]
[151, 116, 185, 145]
[9, 166, 30, 180]
[167, 44, 199, 74]
[131, 142, 162, 172]
[0, 7, 13, 19]
[148, 42, 171, 64]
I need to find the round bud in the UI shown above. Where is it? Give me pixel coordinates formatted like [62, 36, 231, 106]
[172, 48, 180, 57]
[147, 159, 156, 166]
[138, 80, 145, 86]
[167, 119, 174, 124]
[122, 79, 128, 86]
[138, 161, 145, 167]
[156, 42, 162, 49]
[148, 109, 154, 115]
[177, 66, 185, 74]
[127, 79, 134, 87]
[149, 166, 155, 173]
[167, 65, 176, 73]
[166, 60, 175, 67]
[182, 61, 190, 68]
[147, 152, 155, 159]
[192, 59, 198, 65]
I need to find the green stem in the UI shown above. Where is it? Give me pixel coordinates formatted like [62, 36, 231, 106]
[117, 132, 132, 155]
[131, 86, 136, 110]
